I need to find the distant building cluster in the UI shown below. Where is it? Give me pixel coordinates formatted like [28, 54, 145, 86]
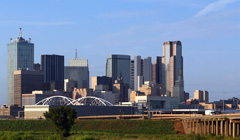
[2, 28, 238, 119]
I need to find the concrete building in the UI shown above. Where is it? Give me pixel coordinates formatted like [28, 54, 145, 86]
[131, 56, 153, 91]
[112, 78, 129, 104]
[93, 91, 115, 104]
[106, 54, 130, 85]
[64, 66, 89, 89]
[132, 56, 142, 90]
[41, 55, 64, 91]
[137, 76, 144, 90]
[14, 70, 44, 106]
[24, 105, 49, 119]
[64, 79, 77, 92]
[7, 28, 34, 105]
[72, 88, 93, 100]
[194, 90, 209, 103]
[24, 105, 135, 119]
[203, 91, 209, 103]
[162, 41, 183, 96]
[68, 58, 88, 67]
[91, 76, 112, 91]
[130, 90, 145, 102]
[0, 105, 23, 117]
[134, 96, 179, 109]
[138, 81, 162, 96]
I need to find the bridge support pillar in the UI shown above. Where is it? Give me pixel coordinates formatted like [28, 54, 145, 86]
[225, 120, 229, 137]
[229, 122, 232, 136]
[204, 121, 207, 135]
[200, 121, 203, 135]
[216, 120, 219, 135]
[237, 124, 239, 136]
[207, 120, 210, 134]
[220, 120, 223, 136]
[211, 120, 214, 134]
[233, 122, 236, 138]
[195, 121, 198, 134]
[192, 121, 195, 133]
[189, 121, 192, 134]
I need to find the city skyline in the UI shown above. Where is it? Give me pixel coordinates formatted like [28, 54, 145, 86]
[0, 0, 240, 105]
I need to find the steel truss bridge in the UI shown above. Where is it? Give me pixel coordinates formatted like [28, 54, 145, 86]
[35, 96, 113, 106]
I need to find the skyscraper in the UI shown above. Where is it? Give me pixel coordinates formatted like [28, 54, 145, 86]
[106, 54, 130, 85]
[65, 51, 89, 90]
[68, 58, 88, 67]
[64, 66, 89, 89]
[41, 55, 64, 91]
[14, 70, 44, 106]
[7, 28, 34, 105]
[162, 41, 183, 96]
[143, 57, 152, 82]
[130, 56, 152, 91]
[152, 56, 162, 85]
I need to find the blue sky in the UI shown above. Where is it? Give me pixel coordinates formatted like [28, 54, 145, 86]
[0, 0, 240, 105]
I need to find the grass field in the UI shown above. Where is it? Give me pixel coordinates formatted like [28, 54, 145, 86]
[0, 120, 239, 140]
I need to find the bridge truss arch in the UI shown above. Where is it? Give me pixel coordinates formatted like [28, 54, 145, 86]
[73, 96, 113, 106]
[35, 96, 113, 106]
[35, 96, 74, 105]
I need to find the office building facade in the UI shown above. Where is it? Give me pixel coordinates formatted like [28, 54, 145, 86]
[162, 41, 183, 96]
[14, 70, 44, 106]
[41, 55, 64, 91]
[106, 54, 130, 85]
[64, 66, 89, 89]
[7, 28, 34, 105]
[91, 76, 112, 91]
[68, 58, 88, 67]
[130, 56, 152, 91]
[112, 78, 129, 104]
[152, 56, 162, 85]
[194, 90, 209, 103]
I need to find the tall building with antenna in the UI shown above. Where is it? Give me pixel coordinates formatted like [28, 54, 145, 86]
[7, 28, 34, 105]
[68, 49, 88, 67]
[64, 50, 89, 90]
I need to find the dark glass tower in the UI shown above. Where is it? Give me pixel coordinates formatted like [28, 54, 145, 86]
[106, 54, 130, 85]
[41, 55, 64, 91]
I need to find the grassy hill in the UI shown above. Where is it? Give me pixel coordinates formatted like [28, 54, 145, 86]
[0, 119, 175, 135]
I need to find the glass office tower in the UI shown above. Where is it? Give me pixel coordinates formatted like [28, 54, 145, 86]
[106, 54, 130, 85]
[162, 41, 183, 96]
[41, 55, 64, 91]
[7, 28, 34, 105]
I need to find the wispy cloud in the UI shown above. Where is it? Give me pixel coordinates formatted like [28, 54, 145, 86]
[101, 10, 160, 18]
[194, 0, 240, 18]
[94, 7, 240, 49]
[0, 20, 75, 26]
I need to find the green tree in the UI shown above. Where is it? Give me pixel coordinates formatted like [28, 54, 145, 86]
[43, 106, 77, 137]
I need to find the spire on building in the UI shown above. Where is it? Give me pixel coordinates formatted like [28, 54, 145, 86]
[75, 49, 78, 59]
[19, 28, 22, 38]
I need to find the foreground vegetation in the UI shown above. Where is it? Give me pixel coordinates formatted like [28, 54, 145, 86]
[0, 131, 240, 140]
[0, 119, 175, 135]
[0, 120, 239, 139]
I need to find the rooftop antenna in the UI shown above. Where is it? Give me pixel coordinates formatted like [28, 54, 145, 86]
[75, 49, 78, 59]
[19, 28, 22, 38]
